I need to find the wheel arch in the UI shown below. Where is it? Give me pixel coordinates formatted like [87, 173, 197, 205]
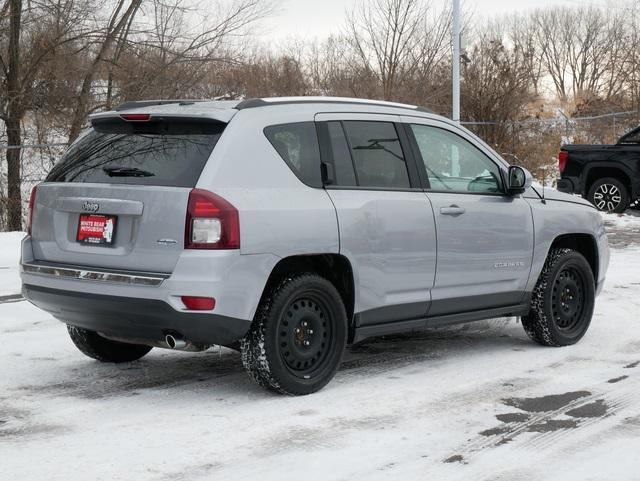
[583, 163, 633, 198]
[548, 233, 599, 283]
[259, 254, 356, 336]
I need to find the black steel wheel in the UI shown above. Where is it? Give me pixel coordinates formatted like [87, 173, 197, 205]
[280, 296, 334, 377]
[588, 177, 628, 213]
[551, 266, 587, 335]
[522, 248, 595, 347]
[241, 273, 347, 395]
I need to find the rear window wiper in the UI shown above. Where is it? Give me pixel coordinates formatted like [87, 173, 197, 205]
[103, 167, 155, 177]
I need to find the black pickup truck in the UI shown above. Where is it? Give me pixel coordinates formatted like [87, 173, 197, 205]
[557, 126, 640, 213]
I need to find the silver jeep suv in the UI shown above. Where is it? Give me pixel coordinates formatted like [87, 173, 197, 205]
[21, 97, 609, 395]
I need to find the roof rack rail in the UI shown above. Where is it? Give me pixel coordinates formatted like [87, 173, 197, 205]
[235, 97, 433, 113]
[234, 98, 269, 110]
[115, 99, 209, 111]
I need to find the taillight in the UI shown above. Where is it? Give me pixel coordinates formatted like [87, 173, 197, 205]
[27, 184, 38, 235]
[558, 151, 569, 173]
[120, 113, 150, 121]
[185, 189, 239, 249]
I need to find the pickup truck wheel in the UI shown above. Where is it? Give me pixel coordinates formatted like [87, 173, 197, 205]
[588, 177, 628, 213]
[522, 248, 595, 347]
[67, 325, 152, 363]
[240, 273, 347, 395]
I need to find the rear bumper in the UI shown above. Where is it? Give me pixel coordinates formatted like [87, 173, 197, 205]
[23, 284, 251, 345]
[20, 236, 279, 322]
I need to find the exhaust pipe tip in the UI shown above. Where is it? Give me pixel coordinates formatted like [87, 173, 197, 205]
[165, 334, 186, 350]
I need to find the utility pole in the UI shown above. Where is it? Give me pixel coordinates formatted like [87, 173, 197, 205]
[452, 0, 461, 124]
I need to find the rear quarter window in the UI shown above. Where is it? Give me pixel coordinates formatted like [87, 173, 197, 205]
[264, 122, 322, 188]
[46, 118, 225, 187]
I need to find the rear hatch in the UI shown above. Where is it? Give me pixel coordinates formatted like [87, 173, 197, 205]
[30, 114, 227, 273]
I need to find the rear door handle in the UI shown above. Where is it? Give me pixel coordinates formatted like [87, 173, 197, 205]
[440, 205, 466, 216]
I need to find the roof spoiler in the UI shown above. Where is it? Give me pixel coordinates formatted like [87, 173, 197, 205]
[115, 99, 209, 111]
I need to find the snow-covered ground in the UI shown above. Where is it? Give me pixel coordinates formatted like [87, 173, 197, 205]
[601, 210, 640, 249]
[0, 231, 24, 297]
[2, 213, 640, 480]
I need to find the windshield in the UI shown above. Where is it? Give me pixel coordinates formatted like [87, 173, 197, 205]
[46, 118, 225, 187]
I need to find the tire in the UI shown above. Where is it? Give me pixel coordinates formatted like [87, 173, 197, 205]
[521, 248, 595, 347]
[240, 273, 348, 395]
[67, 325, 153, 363]
[587, 177, 628, 213]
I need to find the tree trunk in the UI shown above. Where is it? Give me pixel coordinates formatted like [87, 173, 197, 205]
[5, 120, 22, 231]
[67, 0, 142, 143]
[5, 0, 23, 231]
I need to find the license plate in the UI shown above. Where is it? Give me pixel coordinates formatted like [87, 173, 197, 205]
[77, 214, 117, 246]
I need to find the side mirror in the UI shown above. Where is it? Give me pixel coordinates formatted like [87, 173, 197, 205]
[507, 166, 532, 195]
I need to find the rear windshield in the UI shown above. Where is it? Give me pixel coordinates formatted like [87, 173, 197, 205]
[46, 118, 225, 187]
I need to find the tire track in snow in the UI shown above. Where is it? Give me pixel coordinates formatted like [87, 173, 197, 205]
[0, 294, 23, 304]
[442, 372, 638, 464]
[525, 383, 638, 451]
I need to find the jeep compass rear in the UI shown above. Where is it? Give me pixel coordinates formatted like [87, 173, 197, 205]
[22, 108, 258, 358]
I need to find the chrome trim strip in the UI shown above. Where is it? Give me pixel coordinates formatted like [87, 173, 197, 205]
[21, 262, 166, 287]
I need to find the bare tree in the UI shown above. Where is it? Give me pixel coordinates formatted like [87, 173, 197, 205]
[306, 35, 380, 99]
[346, 0, 433, 101]
[531, 6, 628, 102]
[505, 13, 544, 96]
[204, 50, 308, 99]
[111, 0, 273, 102]
[0, 0, 102, 230]
[1, 0, 93, 229]
[67, 0, 144, 143]
[398, 2, 451, 111]
[626, 2, 640, 111]
[461, 36, 537, 148]
[307, 36, 350, 96]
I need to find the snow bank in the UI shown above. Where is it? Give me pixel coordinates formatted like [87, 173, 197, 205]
[0, 231, 24, 296]
[600, 210, 640, 229]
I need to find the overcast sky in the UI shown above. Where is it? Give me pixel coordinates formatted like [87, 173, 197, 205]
[259, 0, 598, 41]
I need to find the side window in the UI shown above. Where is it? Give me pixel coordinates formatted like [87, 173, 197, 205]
[342, 121, 410, 189]
[326, 121, 357, 186]
[264, 122, 322, 187]
[410, 124, 502, 194]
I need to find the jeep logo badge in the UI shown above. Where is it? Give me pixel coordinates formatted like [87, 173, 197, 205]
[82, 201, 99, 213]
